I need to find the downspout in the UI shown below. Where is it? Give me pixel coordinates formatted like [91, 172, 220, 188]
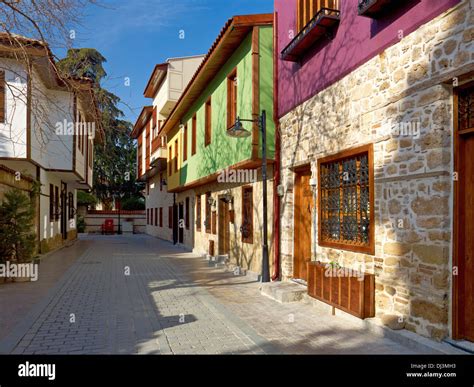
[272, 11, 281, 281]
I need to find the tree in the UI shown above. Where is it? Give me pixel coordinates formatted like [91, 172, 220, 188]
[0, 189, 36, 263]
[0, 0, 98, 47]
[57, 48, 144, 210]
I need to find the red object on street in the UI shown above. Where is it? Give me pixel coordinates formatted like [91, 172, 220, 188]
[101, 219, 114, 235]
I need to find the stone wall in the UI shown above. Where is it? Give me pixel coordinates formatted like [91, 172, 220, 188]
[178, 167, 275, 276]
[279, 1, 473, 340]
[83, 211, 146, 234]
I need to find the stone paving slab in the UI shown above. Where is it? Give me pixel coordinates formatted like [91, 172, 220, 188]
[0, 235, 433, 355]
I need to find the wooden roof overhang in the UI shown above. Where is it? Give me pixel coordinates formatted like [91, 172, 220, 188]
[131, 106, 153, 138]
[160, 14, 273, 137]
[143, 63, 169, 98]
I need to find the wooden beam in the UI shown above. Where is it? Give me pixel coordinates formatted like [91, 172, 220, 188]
[251, 26, 260, 161]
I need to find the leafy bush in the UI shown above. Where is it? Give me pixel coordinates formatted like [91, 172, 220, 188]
[0, 189, 36, 263]
[77, 215, 86, 233]
[120, 196, 145, 211]
[77, 190, 98, 207]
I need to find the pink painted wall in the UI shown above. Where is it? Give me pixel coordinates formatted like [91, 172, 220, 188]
[276, 0, 461, 118]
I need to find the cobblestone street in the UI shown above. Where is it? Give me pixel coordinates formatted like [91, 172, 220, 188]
[0, 235, 426, 355]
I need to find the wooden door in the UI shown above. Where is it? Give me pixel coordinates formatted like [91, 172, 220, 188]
[454, 84, 474, 342]
[218, 199, 230, 255]
[294, 169, 314, 281]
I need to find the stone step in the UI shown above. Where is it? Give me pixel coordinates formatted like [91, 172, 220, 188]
[261, 281, 307, 303]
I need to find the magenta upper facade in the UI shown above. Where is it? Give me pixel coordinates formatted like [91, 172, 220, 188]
[275, 0, 461, 118]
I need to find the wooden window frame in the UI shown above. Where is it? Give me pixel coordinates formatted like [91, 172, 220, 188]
[168, 145, 172, 175]
[54, 185, 59, 221]
[49, 184, 54, 221]
[241, 186, 254, 244]
[196, 194, 201, 231]
[174, 139, 178, 173]
[191, 114, 197, 155]
[227, 68, 237, 129]
[452, 81, 474, 339]
[183, 124, 188, 162]
[205, 97, 212, 147]
[152, 107, 157, 132]
[317, 143, 375, 255]
[68, 192, 74, 220]
[212, 211, 217, 235]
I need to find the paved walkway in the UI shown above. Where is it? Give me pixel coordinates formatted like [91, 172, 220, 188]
[0, 235, 424, 354]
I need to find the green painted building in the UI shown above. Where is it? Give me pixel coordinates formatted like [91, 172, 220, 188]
[161, 14, 276, 275]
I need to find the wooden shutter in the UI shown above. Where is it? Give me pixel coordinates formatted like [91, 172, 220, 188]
[227, 69, 237, 129]
[192, 114, 197, 155]
[183, 124, 188, 161]
[242, 187, 253, 244]
[196, 195, 201, 231]
[174, 139, 178, 173]
[55, 186, 59, 221]
[49, 184, 54, 220]
[205, 98, 212, 146]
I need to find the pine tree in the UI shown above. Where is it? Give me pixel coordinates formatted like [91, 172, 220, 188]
[0, 189, 36, 263]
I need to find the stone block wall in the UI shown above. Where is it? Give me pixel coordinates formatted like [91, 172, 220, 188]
[180, 167, 275, 275]
[279, 1, 473, 340]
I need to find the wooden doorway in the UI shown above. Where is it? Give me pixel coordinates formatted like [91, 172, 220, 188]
[454, 83, 474, 342]
[294, 168, 314, 281]
[218, 198, 230, 255]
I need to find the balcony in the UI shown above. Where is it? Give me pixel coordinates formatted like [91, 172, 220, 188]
[150, 146, 168, 172]
[358, 0, 410, 18]
[281, 2, 340, 62]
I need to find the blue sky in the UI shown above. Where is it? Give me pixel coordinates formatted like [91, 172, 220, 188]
[68, 0, 273, 124]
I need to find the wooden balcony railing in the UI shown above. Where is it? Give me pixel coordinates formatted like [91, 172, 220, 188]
[282, 0, 340, 62]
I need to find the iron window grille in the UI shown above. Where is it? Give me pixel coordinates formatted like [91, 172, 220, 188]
[318, 145, 374, 254]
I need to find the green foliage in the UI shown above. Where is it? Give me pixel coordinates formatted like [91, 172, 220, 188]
[77, 215, 86, 233]
[57, 48, 144, 210]
[0, 189, 36, 263]
[120, 196, 145, 211]
[77, 191, 97, 207]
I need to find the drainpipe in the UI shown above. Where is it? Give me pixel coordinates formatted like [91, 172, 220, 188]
[272, 11, 281, 281]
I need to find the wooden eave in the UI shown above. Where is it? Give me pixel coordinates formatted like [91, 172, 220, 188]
[143, 63, 168, 98]
[131, 106, 153, 138]
[160, 14, 273, 137]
